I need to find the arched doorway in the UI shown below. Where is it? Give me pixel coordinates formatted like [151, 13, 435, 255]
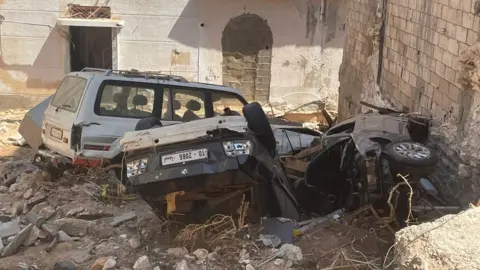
[221, 14, 273, 102]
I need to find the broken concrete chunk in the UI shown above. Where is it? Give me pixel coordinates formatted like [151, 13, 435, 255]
[133, 255, 153, 270]
[91, 257, 110, 270]
[245, 264, 255, 270]
[259, 234, 281, 248]
[193, 248, 208, 261]
[129, 237, 141, 249]
[103, 257, 117, 270]
[39, 206, 56, 220]
[167, 247, 188, 258]
[0, 186, 8, 193]
[175, 260, 189, 270]
[10, 201, 24, 217]
[110, 211, 136, 227]
[53, 218, 91, 237]
[0, 220, 21, 238]
[66, 207, 84, 217]
[1, 223, 34, 257]
[27, 193, 47, 208]
[276, 244, 303, 262]
[33, 226, 49, 239]
[23, 188, 33, 199]
[23, 228, 38, 247]
[58, 230, 76, 243]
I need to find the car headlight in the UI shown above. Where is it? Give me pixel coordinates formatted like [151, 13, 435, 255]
[222, 140, 252, 157]
[126, 158, 148, 177]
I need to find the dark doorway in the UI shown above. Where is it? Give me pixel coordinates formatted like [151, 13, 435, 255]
[222, 14, 273, 102]
[70, 26, 112, 71]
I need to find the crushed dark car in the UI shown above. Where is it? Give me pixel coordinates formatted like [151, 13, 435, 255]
[120, 101, 438, 226]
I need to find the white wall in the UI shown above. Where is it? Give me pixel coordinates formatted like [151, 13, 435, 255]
[0, 0, 344, 112]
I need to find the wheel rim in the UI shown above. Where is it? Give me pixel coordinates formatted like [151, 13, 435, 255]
[393, 142, 431, 160]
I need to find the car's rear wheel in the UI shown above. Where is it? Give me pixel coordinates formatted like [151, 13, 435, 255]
[242, 102, 277, 156]
[383, 140, 438, 176]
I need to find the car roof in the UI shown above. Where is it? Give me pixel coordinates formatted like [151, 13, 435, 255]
[70, 68, 243, 95]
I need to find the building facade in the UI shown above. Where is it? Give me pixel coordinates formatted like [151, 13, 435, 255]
[0, 0, 347, 117]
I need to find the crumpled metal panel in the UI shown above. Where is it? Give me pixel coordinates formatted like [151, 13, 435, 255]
[18, 96, 53, 151]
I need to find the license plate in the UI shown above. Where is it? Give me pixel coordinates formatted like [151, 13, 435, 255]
[50, 127, 63, 140]
[161, 148, 208, 165]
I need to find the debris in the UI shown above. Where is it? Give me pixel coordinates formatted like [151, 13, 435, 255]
[274, 258, 284, 266]
[91, 257, 110, 270]
[411, 205, 462, 212]
[53, 218, 91, 237]
[420, 178, 438, 197]
[23, 188, 33, 199]
[175, 260, 189, 270]
[1, 223, 34, 257]
[129, 237, 141, 249]
[261, 217, 294, 245]
[0, 220, 21, 238]
[259, 234, 281, 248]
[276, 244, 303, 262]
[58, 230, 76, 242]
[27, 193, 48, 208]
[167, 247, 188, 258]
[193, 248, 209, 261]
[53, 261, 76, 270]
[23, 228, 38, 247]
[39, 206, 56, 219]
[103, 257, 117, 270]
[66, 207, 84, 217]
[295, 209, 343, 236]
[33, 226, 49, 239]
[133, 255, 153, 270]
[110, 211, 137, 227]
[0, 186, 8, 193]
[245, 264, 255, 270]
[10, 201, 24, 216]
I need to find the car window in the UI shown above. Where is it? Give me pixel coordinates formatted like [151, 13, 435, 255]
[97, 83, 155, 118]
[211, 92, 244, 116]
[161, 89, 182, 121]
[172, 89, 206, 122]
[51, 76, 87, 112]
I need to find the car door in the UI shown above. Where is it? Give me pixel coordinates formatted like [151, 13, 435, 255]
[42, 74, 92, 158]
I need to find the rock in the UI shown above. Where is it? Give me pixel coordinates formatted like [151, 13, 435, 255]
[33, 226, 49, 239]
[53, 218, 91, 237]
[277, 244, 303, 262]
[0, 237, 3, 253]
[31, 202, 49, 214]
[129, 237, 141, 249]
[1, 223, 34, 257]
[153, 267, 160, 270]
[0, 186, 8, 193]
[38, 206, 57, 219]
[58, 230, 76, 242]
[103, 257, 117, 270]
[91, 257, 110, 270]
[10, 201, 24, 216]
[395, 207, 480, 270]
[23, 188, 33, 199]
[72, 252, 92, 264]
[246, 264, 255, 270]
[133, 255, 152, 270]
[23, 228, 38, 247]
[458, 164, 470, 178]
[259, 234, 282, 248]
[175, 260, 189, 270]
[193, 248, 208, 261]
[66, 207, 84, 217]
[110, 211, 137, 227]
[95, 242, 117, 257]
[53, 261, 76, 270]
[27, 193, 48, 208]
[167, 247, 188, 258]
[0, 220, 21, 238]
[274, 259, 284, 266]
[9, 183, 18, 193]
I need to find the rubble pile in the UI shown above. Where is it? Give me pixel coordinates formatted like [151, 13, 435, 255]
[0, 158, 311, 269]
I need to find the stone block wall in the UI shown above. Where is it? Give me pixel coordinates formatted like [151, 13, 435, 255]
[339, 0, 480, 205]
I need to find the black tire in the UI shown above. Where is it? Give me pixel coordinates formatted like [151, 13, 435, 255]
[242, 102, 277, 155]
[383, 141, 438, 175]
[135, 117, 163, 131]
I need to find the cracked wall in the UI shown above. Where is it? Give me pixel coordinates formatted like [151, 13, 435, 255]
[339, 0, 480, 205]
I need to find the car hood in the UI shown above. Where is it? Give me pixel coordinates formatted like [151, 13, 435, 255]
[120, 116, 321, 153]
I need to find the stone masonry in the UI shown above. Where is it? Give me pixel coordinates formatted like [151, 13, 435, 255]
[339, 0, 480, 205]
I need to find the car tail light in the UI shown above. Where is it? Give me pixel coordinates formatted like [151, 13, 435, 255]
[222, 140, 252, 157]
[126, 158, 148, 178]
[84, 144, 111, 151]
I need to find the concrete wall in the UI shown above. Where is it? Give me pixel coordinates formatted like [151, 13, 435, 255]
[339, 0, 480, 205]
[0, 0, 348, 117]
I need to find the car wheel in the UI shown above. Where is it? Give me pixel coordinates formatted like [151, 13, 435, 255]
[242, 102, 277, 156]
[383, 141, 438, 175]
[135, 117, 163, 131]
